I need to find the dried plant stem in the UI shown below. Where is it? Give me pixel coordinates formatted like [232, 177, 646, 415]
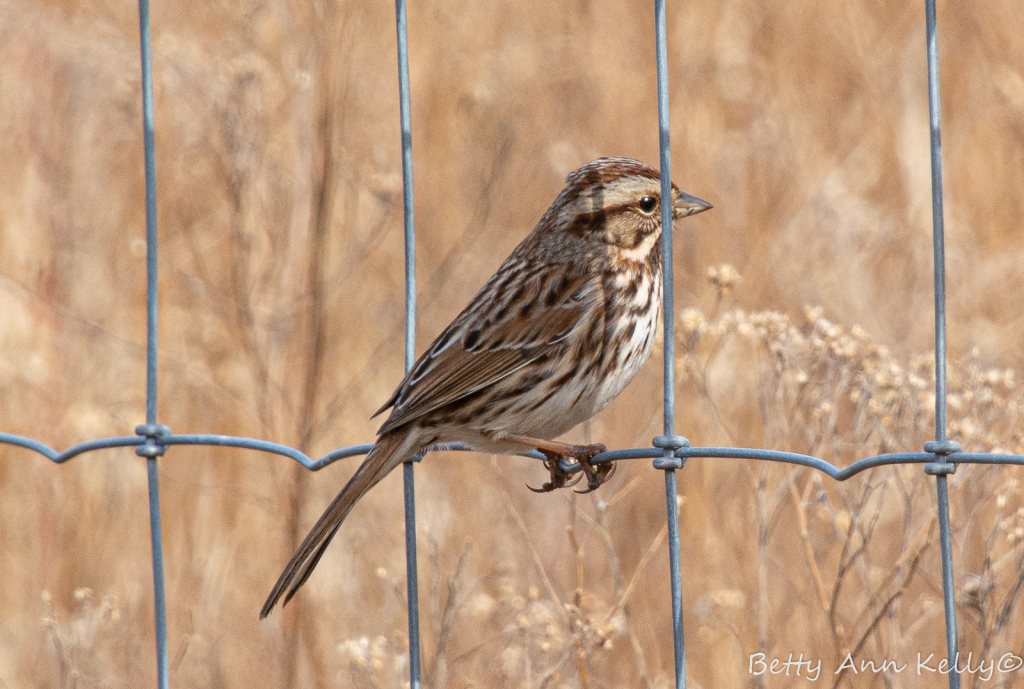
[830, 588, 903, 689]
[756, 468, 771, 652]
[681, 352, 738, 444]
[566, 496, 591, 689]
[426, 542, 472, 689]
[491, 458, 567, 621]
[592, 498, 654, 689]
[788, 471, 831, 613]
[601, 472, 646, 512]
[606, 521, 668, 622]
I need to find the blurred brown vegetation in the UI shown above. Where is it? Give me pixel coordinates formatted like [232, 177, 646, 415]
[1, 0, 1023, 687]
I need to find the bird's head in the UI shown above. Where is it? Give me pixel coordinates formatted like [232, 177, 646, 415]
[524, 157, 712, 265]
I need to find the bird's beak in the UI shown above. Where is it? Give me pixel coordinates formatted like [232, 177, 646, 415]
[673, 192, 713, 218]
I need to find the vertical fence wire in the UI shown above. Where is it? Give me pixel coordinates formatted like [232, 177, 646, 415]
[394, 0, 422, 686]
[653, 0, 687, 687]
[926, 0, 948, 445]
[924, 0, 960, 685]
[655, 1, 676, 442]
[936, 477, 959, 686]
[136, 0, 170, 686]
[662, 470, 686, 688]
[144, 460, 168, 689]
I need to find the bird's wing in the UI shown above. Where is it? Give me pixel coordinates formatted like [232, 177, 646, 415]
[374, 263, 601, 435]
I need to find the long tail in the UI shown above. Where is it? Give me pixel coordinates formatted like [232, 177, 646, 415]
[260, 430, 419, 618]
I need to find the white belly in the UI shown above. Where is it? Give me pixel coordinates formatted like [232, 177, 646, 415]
[520, 271, 662, 437]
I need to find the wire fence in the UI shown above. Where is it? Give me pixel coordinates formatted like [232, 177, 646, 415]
[1, 1, 1021, 689]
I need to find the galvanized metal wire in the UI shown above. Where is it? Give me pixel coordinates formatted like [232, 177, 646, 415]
[394, 1, 423, 684]
[136, 0, 168, 684]
[1, 1, 1021, 688]
[653, 0, 688, 685]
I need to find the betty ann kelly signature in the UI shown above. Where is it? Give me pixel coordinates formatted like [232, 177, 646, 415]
[749, 652, 1024, 682]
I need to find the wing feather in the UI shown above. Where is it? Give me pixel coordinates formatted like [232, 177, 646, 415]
[375, 263, 597, 435]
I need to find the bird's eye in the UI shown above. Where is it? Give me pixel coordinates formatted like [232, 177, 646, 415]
[637, 196, 658, 214]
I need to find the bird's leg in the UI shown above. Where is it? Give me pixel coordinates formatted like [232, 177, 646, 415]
[500, 433, 612, 493]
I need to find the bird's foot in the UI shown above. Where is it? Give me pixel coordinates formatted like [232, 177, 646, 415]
[568, 443, 615, 494]
[527, 450, 584, 493]
[526, 443, 612, 493]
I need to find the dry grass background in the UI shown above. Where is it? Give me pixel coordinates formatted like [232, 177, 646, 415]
[1, 0, 1023, 687]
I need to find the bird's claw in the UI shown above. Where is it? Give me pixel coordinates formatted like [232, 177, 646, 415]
[527, 474, 583, 493]
[527, 455, 584, 493]
[529, 443, 614, 494]
[574, 460, 616, 494]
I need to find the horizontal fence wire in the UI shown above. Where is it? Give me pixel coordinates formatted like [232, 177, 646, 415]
[5, 430, 1024, 478]
[8, 430, 1024, 477]
[1, 0, 1023, 688]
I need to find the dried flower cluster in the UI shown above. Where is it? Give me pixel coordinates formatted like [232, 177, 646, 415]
[671, 267, 1024, 687]
[679, 272, 1022, 459]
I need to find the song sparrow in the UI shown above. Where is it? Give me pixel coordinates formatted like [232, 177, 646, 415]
[260, 157, 711, 618]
